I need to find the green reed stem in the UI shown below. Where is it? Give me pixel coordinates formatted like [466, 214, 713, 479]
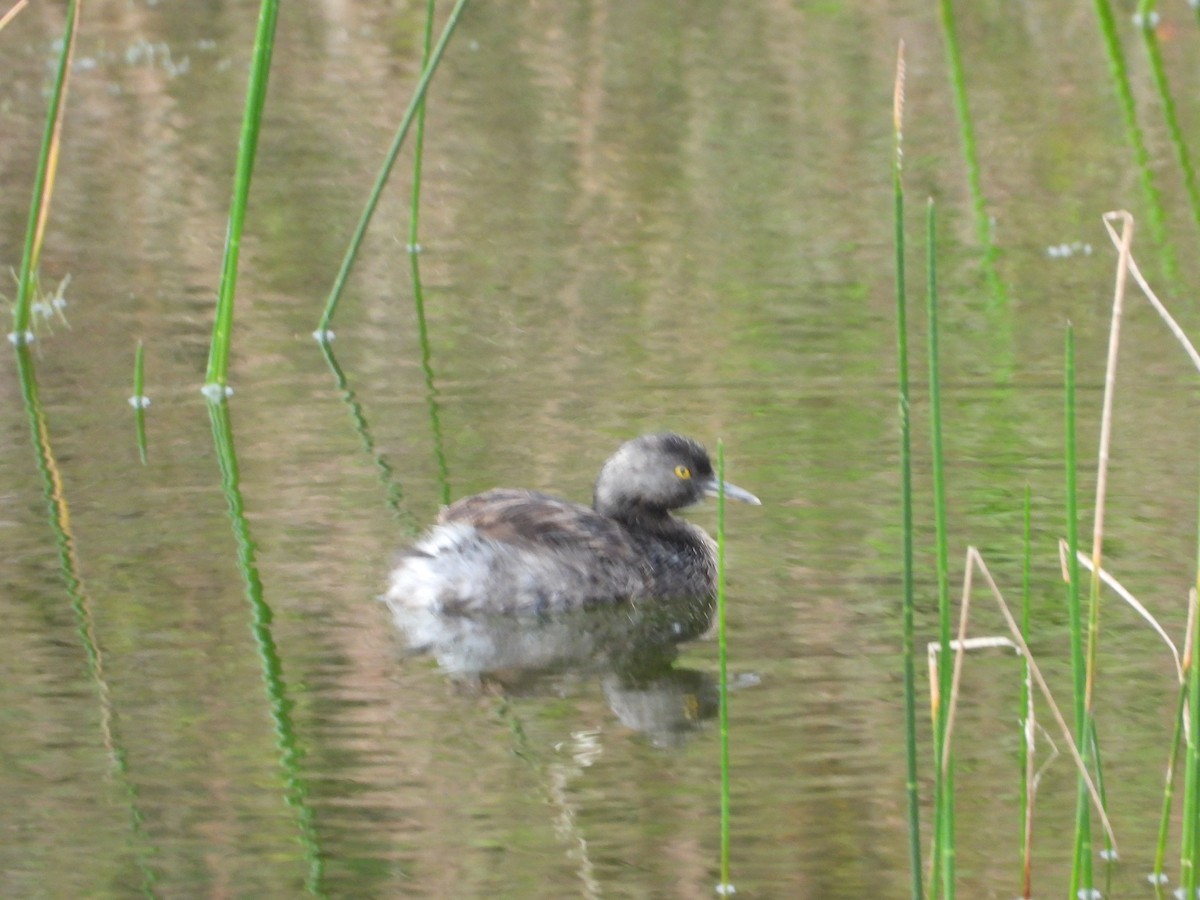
[407, 0, 451, 506]
[10, 0, 79, 344]
[1185, 668, 1200, 896]
[1089, 722, 1113, 885]
[1152, 678, 1186, 884]
[409, 0, 437, 251]
[716, 440, 733, 895]
[1064, 325, 1094, 897]
[315, 0, 471, 335]
[9, 13, 158, 889]
[935, 0, 1003, 302]
[944, 772, 957, 899]
[132, 340, 148, 464]
[316, 2, 451, 513]
[1019, 484, 1032, 900]
[1090, 0, 1175, 283]
[891, 43, 925, 900]
[201, 5, 321, 886]
[1182, 480, 1200, 894]
[205, 0, 279, 391]
[1134, 8, 1200, 237]
[926, 199, 955, 900]
[133, 339, 145, 400]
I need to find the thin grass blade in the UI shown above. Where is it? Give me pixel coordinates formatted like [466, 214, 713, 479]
[935, 0, 1004, 301]
[9, 0, 80, 345]
[1019, 485, 1033, 900]
[716, 440, 733, 896]
[892, 40, 925, 900]
[205, 0, 280, 391]
[1090, 0, 1175, 282]
[925, 197, 955, 900]
[1064, 324, 1095, 896]
[315, 0, 471, 335]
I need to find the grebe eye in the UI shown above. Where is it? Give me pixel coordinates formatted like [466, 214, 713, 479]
[674, 465, 691, 479]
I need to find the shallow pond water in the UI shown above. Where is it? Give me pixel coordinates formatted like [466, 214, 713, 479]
[4, 1, 1200, 897]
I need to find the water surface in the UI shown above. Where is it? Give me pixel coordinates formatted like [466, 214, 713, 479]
[3, 1, 1200, 897]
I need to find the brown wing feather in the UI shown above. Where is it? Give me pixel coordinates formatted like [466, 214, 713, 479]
[439, 489, 638, 559]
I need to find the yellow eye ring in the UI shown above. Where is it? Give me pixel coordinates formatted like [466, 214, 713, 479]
[674, 465, 691, 479]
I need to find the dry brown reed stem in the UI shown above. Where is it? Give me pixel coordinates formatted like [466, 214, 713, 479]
[938, 547, 1118, 852]
[928, 636, 1019, 721]
[1085, 211, 1134, 713]
[1101, 211, 1200, 373]
[0, 0, 28, 32]
[1059, 540, 1182, 679]
[1091, 213, 1131, 560]
[935, 561, 985, 776]
[929, 636, 1019, 770]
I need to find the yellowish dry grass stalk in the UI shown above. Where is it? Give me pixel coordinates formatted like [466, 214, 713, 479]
[1101, 211, 1200, 373]
[928, 547, 1118, 853]
[1084, 211, 1134, 713]
[0, 0, 29, 33]
[1059, 541, 1183, 679]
